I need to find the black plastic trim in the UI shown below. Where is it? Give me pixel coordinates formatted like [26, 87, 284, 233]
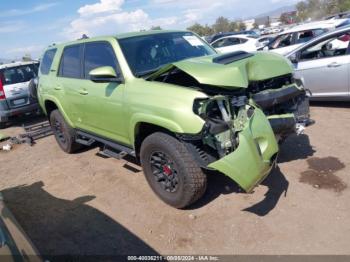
[76, 129, 135, 157]
[252, 85, 303, 109]
[212, 51, 254, 65]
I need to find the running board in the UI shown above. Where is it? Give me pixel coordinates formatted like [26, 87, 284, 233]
[99, 146, 128, 160]
[76, 130, 136, 158]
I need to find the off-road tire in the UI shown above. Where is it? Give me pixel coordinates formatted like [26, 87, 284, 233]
[140, 132, 207, 208]
[49, 109, 81, 153]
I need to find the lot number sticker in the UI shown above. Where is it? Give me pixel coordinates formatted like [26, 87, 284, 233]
[183, 35, 204, 46]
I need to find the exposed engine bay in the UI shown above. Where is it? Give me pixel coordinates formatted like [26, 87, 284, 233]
[147, 52, 313, 167]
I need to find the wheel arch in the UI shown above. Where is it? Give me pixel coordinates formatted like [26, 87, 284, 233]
[43, 98, 75, 127]
[133, 122, 177, 159]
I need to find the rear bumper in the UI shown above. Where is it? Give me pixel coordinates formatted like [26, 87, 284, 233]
[208, 108, 279, 192]
[0, 100, 39, 123]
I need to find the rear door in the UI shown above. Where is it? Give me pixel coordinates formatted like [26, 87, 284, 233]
[0, 63, 38, 109]
[56, 44, 86, 127]
[293, 31, 350, 98]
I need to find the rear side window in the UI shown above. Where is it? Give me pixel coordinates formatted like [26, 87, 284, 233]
[40, 49, 57, 75]
[59, 45, 81, 78]
[0, 64, 38, 86]
[84, 42, 118, 78]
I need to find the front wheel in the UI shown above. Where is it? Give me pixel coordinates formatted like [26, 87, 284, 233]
[140, 132, 207, 208]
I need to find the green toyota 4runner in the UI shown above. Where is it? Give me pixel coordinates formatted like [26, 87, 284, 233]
[37, 30, 310, 208]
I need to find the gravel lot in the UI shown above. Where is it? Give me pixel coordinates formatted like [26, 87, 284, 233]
[0, 103, 349, 257]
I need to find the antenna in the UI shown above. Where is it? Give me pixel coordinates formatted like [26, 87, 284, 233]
[79, 34, 89, 40]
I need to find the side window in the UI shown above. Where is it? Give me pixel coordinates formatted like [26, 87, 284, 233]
[299, 33, 350, 61]
[271, 33, 292, 48]
[313, 29, 327, 37]
[84, 42, 119, 78]
[296, 30, 315, 44]
[240, 38, 248, 44]
[59, 45, 81, 78]
[229, 38, 241, 45]
[40, 49, 57, 75]
[212, 39, 226, 48]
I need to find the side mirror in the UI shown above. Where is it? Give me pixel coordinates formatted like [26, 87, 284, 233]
[289, 53, 299, 64]
[89, 66, 122, 83]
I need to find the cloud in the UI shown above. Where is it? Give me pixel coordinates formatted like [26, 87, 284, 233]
[0, 2, 59, 18]
[78, 0, 124, 16]
[6, 45, 45, 56]
[0, 21, 25, 33]
[64, 0, 178, 39]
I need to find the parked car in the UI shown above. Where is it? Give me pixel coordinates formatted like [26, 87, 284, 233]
[37, 30, 309, 208]
[257, 35, 276, 49]
[0, 193, 41, 260]
[206, 30, 260, 43]
[266, 22, 335, 55]
[285, 26, 350, 100]
[211, 35, 263, 53]
[0, 61, 39, 128]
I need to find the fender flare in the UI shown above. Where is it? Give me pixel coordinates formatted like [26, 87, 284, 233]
[43, 96, 75, 128]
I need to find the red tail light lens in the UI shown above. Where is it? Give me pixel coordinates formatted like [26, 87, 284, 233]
[0, 73, 5, 100]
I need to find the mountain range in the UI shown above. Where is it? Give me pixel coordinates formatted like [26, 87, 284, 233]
[253, 4, 297, 19]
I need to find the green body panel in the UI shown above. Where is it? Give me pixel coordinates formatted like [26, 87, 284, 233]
[149, 51, 293, 88]
[37, 31, 293, 191]
[208, 108, 279, 192]
[0, 132, 9, 141]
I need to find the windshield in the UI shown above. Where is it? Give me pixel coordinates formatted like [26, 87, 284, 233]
[118, 32, 216, 77]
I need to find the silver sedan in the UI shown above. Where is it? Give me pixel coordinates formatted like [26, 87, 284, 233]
[285, 26, 350, 101]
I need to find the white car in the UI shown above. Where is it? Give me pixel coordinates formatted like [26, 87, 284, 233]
[266, 20, 346, 55]
[0, 61, 39, 128]
[211, 35, 262, 53]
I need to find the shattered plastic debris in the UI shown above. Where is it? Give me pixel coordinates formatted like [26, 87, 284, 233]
[1, 144, 12, 151]
[296, 123, 306, 135]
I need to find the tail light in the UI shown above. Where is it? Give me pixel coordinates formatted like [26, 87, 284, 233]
[0, 73, 5, 100]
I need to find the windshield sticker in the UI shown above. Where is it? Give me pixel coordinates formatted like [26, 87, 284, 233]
[183, 36, 204, 46]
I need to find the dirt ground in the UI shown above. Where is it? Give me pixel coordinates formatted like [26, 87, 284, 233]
[0, 102, 350, 257]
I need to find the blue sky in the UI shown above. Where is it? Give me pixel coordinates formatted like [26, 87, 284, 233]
[0, 0, 297, 59]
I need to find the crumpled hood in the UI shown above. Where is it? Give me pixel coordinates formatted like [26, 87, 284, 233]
[148, 51, 293, 89]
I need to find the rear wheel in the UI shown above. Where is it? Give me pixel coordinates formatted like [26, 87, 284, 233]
[140, 132, 207, 208]
[49, 109, 81, 153]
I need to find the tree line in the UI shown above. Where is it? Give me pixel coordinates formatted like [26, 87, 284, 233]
[185, 0, 350, 36]
[296, 0, 350, 21]
[187, 17, 248, 36]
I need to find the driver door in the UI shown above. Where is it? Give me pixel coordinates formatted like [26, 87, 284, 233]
[79, 41, 129, 145]
[293, 32, 350, 98]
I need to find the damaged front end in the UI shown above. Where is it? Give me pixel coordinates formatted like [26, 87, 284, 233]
[249, 73, 312, 140]
[179, 96, 279, 192]
[148, 51, 313, 141]
[147, 51, 313, 191]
